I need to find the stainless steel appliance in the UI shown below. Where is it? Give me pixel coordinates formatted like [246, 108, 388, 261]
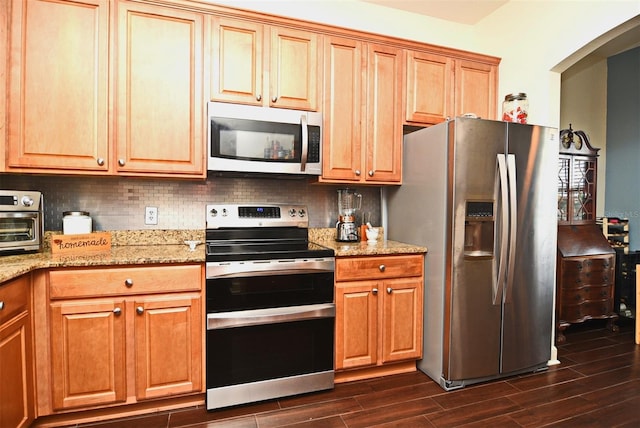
[385, 118, 558, 390]
[335, 189, 362, 242]
[205, 204, 335, 410]
[0, 190, 43, 254]
[207, 102, 322, 176]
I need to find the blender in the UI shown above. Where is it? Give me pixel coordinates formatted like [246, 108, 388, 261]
[336, 189, 362, 242]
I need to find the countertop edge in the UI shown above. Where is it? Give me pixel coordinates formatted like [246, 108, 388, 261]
[1, 229, 427, 284]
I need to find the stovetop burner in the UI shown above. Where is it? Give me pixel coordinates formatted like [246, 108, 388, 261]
[205, 204, 334, 262]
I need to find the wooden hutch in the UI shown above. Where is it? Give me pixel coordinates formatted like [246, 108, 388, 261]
[556, 125, 618, 344]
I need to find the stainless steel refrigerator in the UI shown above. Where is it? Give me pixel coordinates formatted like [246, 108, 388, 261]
[385, 117, 558, 390]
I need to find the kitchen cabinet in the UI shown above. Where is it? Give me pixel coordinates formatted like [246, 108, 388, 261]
[37, 264, 203, 413]
[321, 38, 402, 184]
[6, 0, 205, 177]
[334, 254, 423, 381]
[211, 16, 321, 111]
[556, 126, 617, 343]
[404, 51, 498, 125]
[0, 275, 35, 428]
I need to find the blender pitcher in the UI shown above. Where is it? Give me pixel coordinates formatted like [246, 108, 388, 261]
[336, 189, 362, 242]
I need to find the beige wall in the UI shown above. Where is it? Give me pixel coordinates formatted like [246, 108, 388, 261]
[560, 58, 608, 217]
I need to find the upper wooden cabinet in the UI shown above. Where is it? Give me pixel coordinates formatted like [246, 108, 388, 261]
[7, 0, 110, 172]
[115, 1, 204, 176]
[405, 50, 453, 125]
[405, 51, 498, 125]
[6, 0, 205, 177]
[321, 37, 402, 184]
[211, 16, 321, 111]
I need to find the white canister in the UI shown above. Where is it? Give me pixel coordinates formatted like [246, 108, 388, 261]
[63, 211, 92, 235]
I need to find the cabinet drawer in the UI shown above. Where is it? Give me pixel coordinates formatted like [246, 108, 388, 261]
[561, 301, 613, 322]
[561, 285, 612, 305]
[0, 275, 30, 325]
[49, 264, 202, 299]
[336, 255, 423, 282]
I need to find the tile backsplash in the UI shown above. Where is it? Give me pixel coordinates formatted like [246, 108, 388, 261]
[2, 174, 382, 232]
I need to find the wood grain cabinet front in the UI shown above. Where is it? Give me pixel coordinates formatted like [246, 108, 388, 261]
[321, 37, 402, 184]
[334, 255, 424, 382]
[40, 264, 203, 413]
[211, 16, 321, 111]
[6, 0, 205, 177]
[0, 275, 35, 428]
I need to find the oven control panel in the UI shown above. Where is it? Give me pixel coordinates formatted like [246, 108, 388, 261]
[206, 204, 308, 229]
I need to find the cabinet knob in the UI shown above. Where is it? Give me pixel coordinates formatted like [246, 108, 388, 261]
[0, 301, 4, 310]
[113, 307, 122, 316]
[256, 94, 262, 101]
[124, 278, 133, 287]
[96, 158, 105, 166]
[372, 288, 378, 295]
[355, 170, 361, 176]
[118, 159, 125, 167]
[387, 287, 393, 294]
[379, 264, 386, 272]
[368, 170, 375, 177]
[272, 96, 278, 103]
[136, 306, 144, 315]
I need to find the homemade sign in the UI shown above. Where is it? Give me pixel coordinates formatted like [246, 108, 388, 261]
[50, 232, 111, 255]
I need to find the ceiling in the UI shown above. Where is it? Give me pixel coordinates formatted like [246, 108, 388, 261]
[360, 0, 509, 25]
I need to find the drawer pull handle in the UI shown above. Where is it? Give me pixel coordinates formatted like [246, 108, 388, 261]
[136, 306, 144, 315]
[387, 287, 393, 294]
[124, 279, 133, 287]
[372, 288, 378, 295]
[113, 307, 122, 316]
[379, 264, 386, 272]
[0, 301, 4, 310]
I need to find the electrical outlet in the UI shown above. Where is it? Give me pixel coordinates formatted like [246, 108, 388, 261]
[145, 207, 158, 225]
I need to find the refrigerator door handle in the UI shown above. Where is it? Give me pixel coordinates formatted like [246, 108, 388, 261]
[494, 154, 509, 305]
[504, 155, 518, 303]
[504, 154, 518, 303]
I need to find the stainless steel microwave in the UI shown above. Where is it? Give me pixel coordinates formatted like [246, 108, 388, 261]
[207, 102, 322, 176]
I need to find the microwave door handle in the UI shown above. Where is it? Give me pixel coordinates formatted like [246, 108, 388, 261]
[300, 115, 308, 172]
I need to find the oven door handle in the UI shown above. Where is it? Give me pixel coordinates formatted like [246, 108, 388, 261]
[206, 260, 335, 278]
[207, 303, 335, 330]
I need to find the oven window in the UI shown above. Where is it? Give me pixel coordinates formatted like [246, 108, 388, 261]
[207, 272, 334, 312]
[206, 318, 334, 388]
[211, 117, 301, 163]
[0, 217, 36, 242]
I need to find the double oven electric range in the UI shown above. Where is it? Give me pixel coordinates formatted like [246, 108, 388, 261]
[205, 204, 335, 410]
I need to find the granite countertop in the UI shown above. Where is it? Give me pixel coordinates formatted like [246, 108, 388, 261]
[1, 228, 427, 284]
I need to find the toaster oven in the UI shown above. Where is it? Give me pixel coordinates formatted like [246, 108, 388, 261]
[0, 190, 44, 254]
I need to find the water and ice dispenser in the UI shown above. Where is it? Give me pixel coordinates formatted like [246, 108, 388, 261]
[464, 201, 494, 257]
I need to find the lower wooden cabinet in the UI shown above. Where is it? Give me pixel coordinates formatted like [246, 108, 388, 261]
[0, 275, 35, 428]
[35, 264, 203, 414]
[335, 254, 424, 379]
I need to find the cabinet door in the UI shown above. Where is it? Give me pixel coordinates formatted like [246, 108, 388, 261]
[335, 281, 378, 370]
[365, 43, 403, 183]
[405, 50, 453, 124]
[0, 276, 34, 428]
[270, 26, 320, 111]
[134, 294, 202, 399]
[7, 0, 109, 172]
[381, 278, 423, 363]
[116, 1, 204, 176]
[211, 17, 264, 105]
[321, 36, 363, 182]
[454, 59, 498, 120]
[50, 299, 126, 410]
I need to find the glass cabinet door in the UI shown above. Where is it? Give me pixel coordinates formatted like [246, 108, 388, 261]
[558, 154, 597, 225]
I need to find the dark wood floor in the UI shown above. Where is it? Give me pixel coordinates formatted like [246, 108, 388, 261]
[76, 319, 639, 428]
